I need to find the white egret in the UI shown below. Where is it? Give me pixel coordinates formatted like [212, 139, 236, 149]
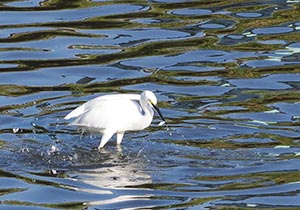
[64, 90, 166, 149]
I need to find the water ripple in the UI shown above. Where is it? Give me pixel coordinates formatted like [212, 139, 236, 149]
[1, 0, 300, 209]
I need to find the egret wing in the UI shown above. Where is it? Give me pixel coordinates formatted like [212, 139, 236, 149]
[69, 97, 144, 131]
[64, 94, 140, 120]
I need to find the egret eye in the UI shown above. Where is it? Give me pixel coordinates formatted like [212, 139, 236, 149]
[148, 98, 157, 106]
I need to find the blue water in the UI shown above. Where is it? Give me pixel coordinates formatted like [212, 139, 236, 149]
[1, 0, 300, 209]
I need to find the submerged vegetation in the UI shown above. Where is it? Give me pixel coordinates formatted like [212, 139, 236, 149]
[0, 0, 300, 209]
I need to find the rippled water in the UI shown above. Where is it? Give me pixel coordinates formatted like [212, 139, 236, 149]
[1, 0, 300, 209]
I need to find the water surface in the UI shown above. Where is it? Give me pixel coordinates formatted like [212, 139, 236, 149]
[1, 0, 300, 209]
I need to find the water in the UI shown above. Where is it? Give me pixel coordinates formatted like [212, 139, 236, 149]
[1, 0, 300, 209]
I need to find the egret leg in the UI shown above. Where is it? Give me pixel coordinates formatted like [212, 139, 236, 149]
[117, 132, 124, 145]
[98, 130, 115, 149]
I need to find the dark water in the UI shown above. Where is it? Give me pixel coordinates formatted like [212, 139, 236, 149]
[1, 0, 300, 209]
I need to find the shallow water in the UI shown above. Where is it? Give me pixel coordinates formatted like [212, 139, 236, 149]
[1, 0, 300, 209]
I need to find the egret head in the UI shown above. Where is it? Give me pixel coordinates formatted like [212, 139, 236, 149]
[141, 90, 165, 122]
[142, 90, 157, 105]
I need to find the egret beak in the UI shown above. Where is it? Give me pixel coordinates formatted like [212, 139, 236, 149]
[151, 103, 166, 123]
